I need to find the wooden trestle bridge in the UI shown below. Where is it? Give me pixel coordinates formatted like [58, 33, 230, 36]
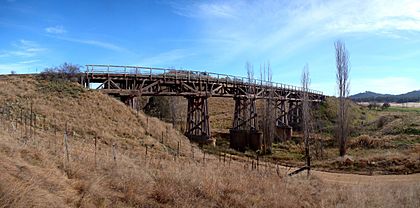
[80, 64, 325, 151]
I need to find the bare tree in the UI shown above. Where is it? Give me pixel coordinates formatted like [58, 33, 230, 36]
[246, 61, 254, 83]
[245, 61, 256, 130]
[301, 64, 311, 175]
[259, 62, 274, 154]
[335, 40, 350, 157]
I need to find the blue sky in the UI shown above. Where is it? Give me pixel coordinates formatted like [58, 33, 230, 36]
[1, 0, 419, 96]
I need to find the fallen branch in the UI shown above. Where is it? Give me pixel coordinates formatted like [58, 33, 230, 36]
[288, 166, 309, 176]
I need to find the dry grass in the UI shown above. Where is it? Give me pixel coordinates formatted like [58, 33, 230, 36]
[0, 75, 419, 207]
[1, 126, 419, 207]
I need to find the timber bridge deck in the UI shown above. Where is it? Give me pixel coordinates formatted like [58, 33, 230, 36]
[80, 64, 325, 151]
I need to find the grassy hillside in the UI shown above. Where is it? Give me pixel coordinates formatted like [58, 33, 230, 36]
[205, 96, 420, 174]
[350, 90, 420, 102]
[0, 75, 419, 207]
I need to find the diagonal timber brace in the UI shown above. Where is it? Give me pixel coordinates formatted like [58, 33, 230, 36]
[185, 96, 210, 141]
[232, 96, 257, 130]
[288, 100, 302, 131]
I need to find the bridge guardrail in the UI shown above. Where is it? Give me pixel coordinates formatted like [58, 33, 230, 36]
[85, 64, 323, 96]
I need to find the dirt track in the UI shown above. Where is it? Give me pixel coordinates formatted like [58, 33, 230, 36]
[311, 170, 420, 185]
[226, 153, 420, 185]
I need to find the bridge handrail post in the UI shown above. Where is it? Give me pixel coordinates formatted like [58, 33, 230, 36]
[163, 69, 166, 81]
[150, 67, 152, 79]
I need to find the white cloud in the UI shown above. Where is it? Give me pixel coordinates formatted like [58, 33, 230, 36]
[45, 25, 67, 34]
[170, 0, 420, 61]
[137, 49, 195, 66]
[317, 0, 420, 34]
[171, 1, 239, 18]
[0, 39, 46, 58]
[65, 38, 125, 52]
[46, 35, 127, 52]
[167, 0, 420, 96]
[0, 40, 45, 74]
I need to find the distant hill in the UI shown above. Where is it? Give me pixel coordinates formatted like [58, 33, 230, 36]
[350, 90, 420, 103]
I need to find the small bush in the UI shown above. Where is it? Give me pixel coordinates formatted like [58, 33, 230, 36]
[39, 62, 81, 82]
[382, 102, 391, 110]
[368, 102, 380, 110]
[349, 135, 386, 149]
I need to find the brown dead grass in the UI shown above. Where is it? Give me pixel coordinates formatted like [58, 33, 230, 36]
[0, 75, 419, 208]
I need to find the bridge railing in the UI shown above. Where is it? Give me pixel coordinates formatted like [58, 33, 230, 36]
[85, 64, 323, 96]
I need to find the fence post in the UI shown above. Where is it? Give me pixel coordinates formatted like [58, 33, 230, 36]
[94, 137, 97, 168]
[30, 102, 33, 139]
[177, 141, 180, 157]
[146, 116, 149, 134]
[257, 155, 259, 171]
[33, 114, 37, 139]
[112, 142, 117, 165]
[191, 145, 194, 160]
[64, 131, 69, 170]
[203, 151, 206, 165]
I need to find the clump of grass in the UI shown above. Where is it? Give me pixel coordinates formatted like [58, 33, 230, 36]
[36, 80, 85, 98]
[402, 127, 420, 135]
[349, 135, 387, 149]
